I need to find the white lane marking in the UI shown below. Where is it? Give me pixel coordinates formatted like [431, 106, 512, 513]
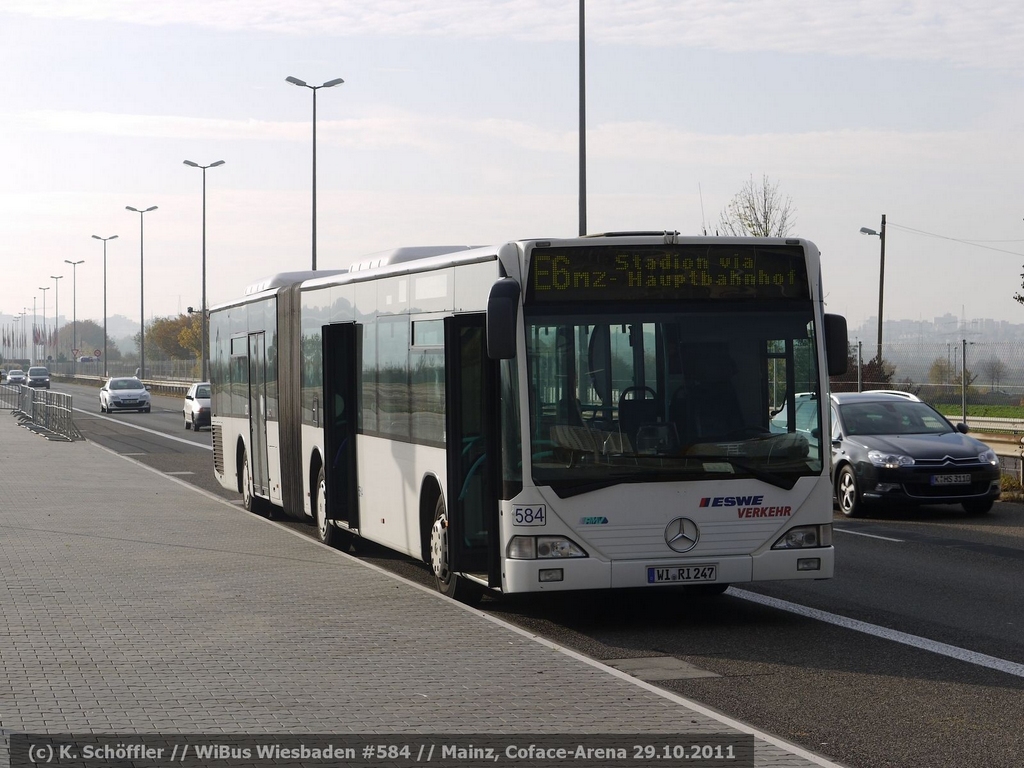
[74, 406, 212, 451]
[165, 471, 196, 476]
[833, 527, 904, 542]
[733, 589, 1024, 679]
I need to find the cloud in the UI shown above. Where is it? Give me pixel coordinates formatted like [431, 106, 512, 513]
[6, 1, 1024, 71]
[10, 109, 442, 150]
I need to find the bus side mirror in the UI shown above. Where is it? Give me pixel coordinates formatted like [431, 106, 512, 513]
[824, 313, 848, 376]
[487, 277, 520, 360]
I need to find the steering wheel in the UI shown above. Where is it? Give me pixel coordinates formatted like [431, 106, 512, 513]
[618, 385, 657, 406]
[723, 425, 773, 439]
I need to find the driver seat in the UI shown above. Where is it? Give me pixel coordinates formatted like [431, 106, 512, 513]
[688, 352, 744, 440]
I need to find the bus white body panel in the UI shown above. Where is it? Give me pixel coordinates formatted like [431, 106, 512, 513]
[266, 420, 283, 505]
[356, 435, 447, 558]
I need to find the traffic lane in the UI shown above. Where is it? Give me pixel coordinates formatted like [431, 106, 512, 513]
[471, 584, 1023, 768]
[70, 406, 230, 502]
[832, 499, 1024, 549]
[649, 603, 1023, 768]
[739, 524, 1023, 664]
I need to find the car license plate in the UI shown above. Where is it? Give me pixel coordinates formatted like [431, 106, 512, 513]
[647, 565, 717, 583]
[931, 473, 970, 485]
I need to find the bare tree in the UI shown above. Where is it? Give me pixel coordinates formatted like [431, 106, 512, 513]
[977, 356, 1006, 391]
[718, 174, 795, 237]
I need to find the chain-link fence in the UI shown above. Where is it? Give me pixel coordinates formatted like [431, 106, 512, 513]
[834, 339, 1024, 419]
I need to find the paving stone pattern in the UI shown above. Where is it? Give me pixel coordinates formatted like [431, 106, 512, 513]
[0, 414, 838, 767]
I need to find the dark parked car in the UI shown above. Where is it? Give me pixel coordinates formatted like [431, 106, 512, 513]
[26, 366, 51, 389]
[830, 391, 1000, 516]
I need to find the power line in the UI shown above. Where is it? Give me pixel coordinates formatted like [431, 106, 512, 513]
[887, 222, 1024, 257]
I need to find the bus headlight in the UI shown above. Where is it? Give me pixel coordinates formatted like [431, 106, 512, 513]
[772, 524, 831, 549]
[507, 536, 588, 560]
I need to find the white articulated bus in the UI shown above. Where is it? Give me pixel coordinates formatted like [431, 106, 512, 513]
[209, 233, 848, 601]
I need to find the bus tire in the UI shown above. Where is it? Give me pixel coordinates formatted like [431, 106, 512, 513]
[314, 466, 339, 547]
[429, 495, 479, 604]
[241, 448, 274, 519]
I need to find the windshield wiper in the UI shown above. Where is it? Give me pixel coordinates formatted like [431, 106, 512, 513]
[684, 455, 798, 490]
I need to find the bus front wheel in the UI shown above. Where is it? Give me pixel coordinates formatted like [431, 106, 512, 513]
[429, 495, 478, 604]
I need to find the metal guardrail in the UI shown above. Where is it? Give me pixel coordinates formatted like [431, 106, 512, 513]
[2, 384, 82, 441]
[964, 416, 1024, 433]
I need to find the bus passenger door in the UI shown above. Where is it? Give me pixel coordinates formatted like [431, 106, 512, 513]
[445, 315, 501, 586]
[322, 322, 359, 529]
[248, 332, 270, 497]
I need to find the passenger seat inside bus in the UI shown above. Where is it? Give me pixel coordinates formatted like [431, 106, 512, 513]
[618, 386, 659, 447]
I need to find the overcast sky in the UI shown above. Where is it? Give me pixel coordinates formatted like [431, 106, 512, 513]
[2, 0, 1023, 339]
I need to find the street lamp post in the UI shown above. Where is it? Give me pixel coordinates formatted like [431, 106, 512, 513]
[17, 311, 26, 361]
[859, 214, 887, 363]
[126, 206, 157, 380]
[285, 75, 344, 271]
[91, 234, 118, 377]
[38, 286, 49, 361]
[50, 275, 62, 359]
[183, 159, 225, 381]
[32, 296, 37, 365]
[578, 0, 587, 237]
[64, 259, 85, 362]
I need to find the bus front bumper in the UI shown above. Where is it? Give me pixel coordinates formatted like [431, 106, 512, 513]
[502, 546, 834, 593]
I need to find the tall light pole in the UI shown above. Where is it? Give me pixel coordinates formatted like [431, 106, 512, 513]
[578, 0, 587, 237]
[64, 259, 84, 362]
[17, 311, 26, 361]
[38, 286, 49, 361]
[126, 206, 157, 379]
[859, 214, 887, 363]
[51, 275, 62, 359]
[285, 75, 344, 271]
[91, 234, 118, 377]
[32, 296, 37, 365]
[183, 159, 225, 381]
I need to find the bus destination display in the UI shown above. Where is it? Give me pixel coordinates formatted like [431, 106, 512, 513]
[526, 244, 810, 303]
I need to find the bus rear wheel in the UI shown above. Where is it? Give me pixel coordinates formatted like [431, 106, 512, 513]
[314, 467, 339, 547]
[429, 495, 479, 604]
[241, 448, 274, 519]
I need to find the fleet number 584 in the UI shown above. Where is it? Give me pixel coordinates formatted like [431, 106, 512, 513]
[513, 505, 546, 526]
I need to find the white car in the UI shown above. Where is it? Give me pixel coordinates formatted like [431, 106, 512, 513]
[183, 382, 212, 430]
[100, 377, 152, 413]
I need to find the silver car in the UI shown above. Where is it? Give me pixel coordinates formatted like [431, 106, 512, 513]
[100, 377, 152, 413]
[6, 369, 27, 385]
[183, 382, 212, 430]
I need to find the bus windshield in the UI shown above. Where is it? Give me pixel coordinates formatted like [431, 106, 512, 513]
[525, 307, 822, 495]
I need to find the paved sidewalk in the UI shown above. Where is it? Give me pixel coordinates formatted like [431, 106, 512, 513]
[0, 413, 844, 767]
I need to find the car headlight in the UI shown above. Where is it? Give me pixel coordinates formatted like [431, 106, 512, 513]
[507, 536, 588, 559]
[772, 524, 832, 549]
[868, 450, 914, 468]
[979, 449, 998, 465]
